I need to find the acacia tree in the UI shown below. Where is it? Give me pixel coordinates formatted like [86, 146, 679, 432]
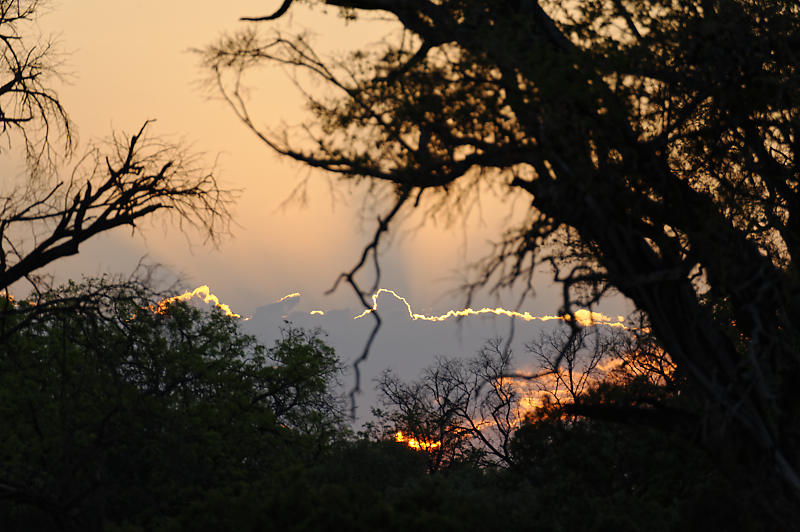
[0, 1, 231, 296]
[205, 0, 800, 498]
[375, 339, 523, 470]
[524, 327, 613, 409]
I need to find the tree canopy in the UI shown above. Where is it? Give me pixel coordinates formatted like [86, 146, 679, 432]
[203, 0, 800, 500]
[0, 279, 348, 530]
[2, 277, 782, 529]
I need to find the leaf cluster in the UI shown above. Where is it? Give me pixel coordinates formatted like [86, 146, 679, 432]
[0, 279, 347, 530]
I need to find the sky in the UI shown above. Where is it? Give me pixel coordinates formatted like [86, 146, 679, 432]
[20, 1, 635, 416]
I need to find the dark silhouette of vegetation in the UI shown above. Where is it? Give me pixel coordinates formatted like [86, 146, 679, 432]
[201, 0, 800, 509]
[370, 339, 522, 470]
[0, 279, 348, 530]
[373, 328, 788, 530]
[4, 280, 778, 530]
[2, 0, 797, 528]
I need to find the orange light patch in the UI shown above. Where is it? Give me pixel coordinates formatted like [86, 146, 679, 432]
[395, 431, 442, 451]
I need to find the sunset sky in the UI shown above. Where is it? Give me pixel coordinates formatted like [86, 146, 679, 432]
[28, 1, 634, 413]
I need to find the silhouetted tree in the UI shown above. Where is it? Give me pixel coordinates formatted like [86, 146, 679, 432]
[0, 278, 347, 530]
[524, 327, 614, 409]
[375, 339, 531, 469]
[370, 326, 776, 530]
[204, 0, 800, 502]
[0, 0, 71, 170]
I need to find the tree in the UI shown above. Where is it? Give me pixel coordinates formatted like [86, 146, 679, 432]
[370, 327, 777, 530]
[203, 0, 800, 500]
[0, 278, 347, 530]
[0, 0, 70, 172]
[524, 327, 616, 410]
[374, 339, 532, 470]
[257, 324, 349, 445]
[0, 0, 231, 295]
[374, 327, 680, 469]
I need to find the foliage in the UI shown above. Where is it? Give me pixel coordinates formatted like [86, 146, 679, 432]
[0, 279, 346, 530]
[203, 0, 800, 499]
[2, 278, 791, 529]
[510, 402, 768, 532]
[370, 325, 792, 530]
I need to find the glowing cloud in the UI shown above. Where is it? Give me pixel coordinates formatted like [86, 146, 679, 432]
[264, 288, 640, 331]
[353, 288, 631, 329]
[395, 431, 441, 451]
[151, 285, 246, 319]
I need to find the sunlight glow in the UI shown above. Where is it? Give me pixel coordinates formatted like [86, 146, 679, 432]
[354, 288, 632, 329]
[151, 285, 246, 319]
[395, 431, 442, 451]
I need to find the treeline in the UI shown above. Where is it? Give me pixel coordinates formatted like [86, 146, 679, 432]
[0, 279, 787, 531]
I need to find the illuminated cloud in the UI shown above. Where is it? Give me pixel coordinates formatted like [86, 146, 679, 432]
[149, 286, 642, 342]
[151, 285, 246, 319]
[353, 288, 633, 329]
